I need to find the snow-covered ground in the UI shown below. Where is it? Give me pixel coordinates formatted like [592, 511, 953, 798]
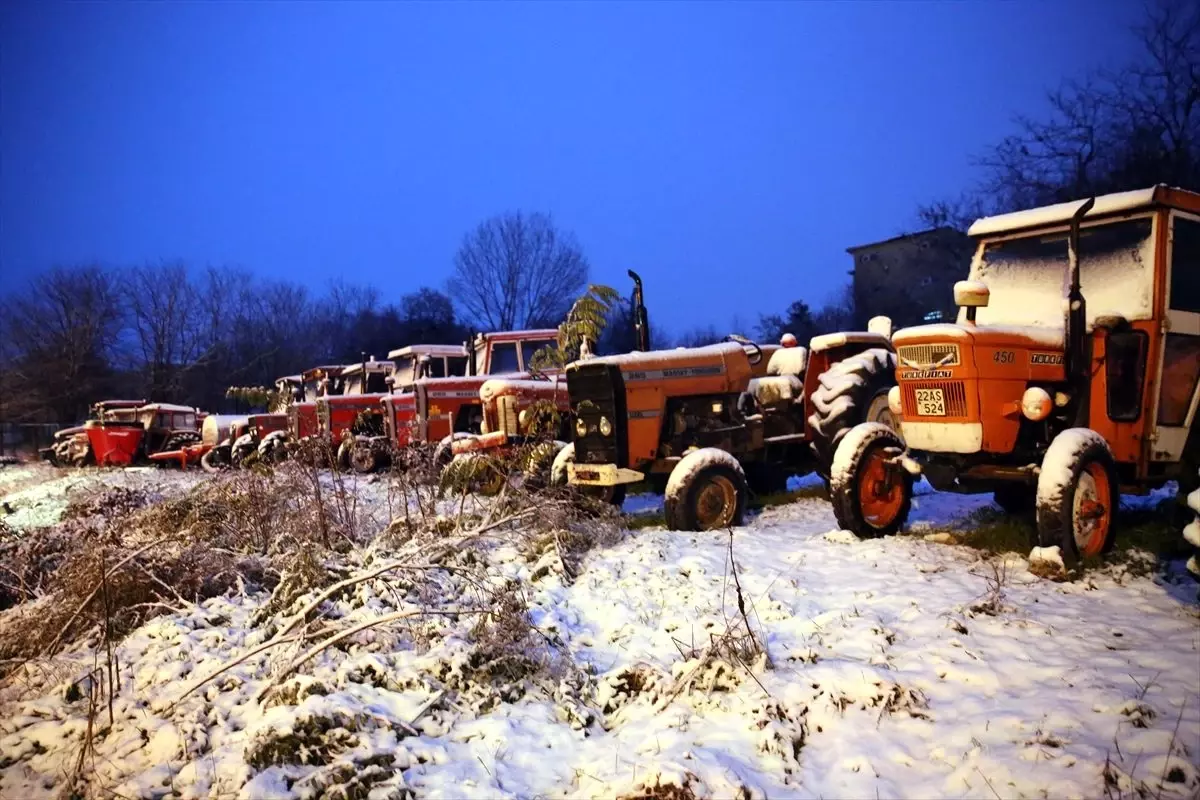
[0, 462, 1197, 799]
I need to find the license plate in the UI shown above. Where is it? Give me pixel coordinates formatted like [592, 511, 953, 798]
[914, 388, 946, 416]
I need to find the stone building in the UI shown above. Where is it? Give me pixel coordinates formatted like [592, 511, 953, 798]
[846, 227, 973, 330]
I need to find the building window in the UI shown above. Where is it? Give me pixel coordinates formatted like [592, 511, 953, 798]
[923, 310, 944, 322]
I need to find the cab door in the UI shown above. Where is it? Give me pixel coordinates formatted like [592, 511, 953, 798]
[1150, 211, 1200, 463]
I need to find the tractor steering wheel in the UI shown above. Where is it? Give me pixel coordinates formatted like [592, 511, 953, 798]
[725, 334, 763, 366]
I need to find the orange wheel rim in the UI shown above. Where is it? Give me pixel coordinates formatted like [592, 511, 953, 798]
[858, 446, 904, 528]
[1073, 462, 1112, 556]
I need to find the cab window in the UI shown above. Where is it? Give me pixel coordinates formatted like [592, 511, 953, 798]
[1170, 216, 1200, 313]
[520, 339, 557, 370]
[490, 342, 520, 373]
[427, 358, 447, 378]
[446, 356, 468, 377]
[366, 373, 388, 394]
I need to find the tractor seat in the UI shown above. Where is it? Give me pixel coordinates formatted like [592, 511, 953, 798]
[766, 346, 807, 377]
[746, 374, 804, 410]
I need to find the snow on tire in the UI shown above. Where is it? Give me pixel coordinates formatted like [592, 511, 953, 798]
[807, 348, 898, 479]
[1183, 475, 1200, 579]
[664, 448, 748, 532]
[829, 422, 912, 538]
[1035, 428, 1118, 565]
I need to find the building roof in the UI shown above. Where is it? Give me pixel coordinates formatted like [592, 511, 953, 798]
[845, 226, 964, 254]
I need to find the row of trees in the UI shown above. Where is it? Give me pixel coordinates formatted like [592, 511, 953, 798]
[920, 0, 1199, 229]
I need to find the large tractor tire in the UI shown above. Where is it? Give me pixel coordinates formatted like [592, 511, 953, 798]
[258, 432, 288, 464]
[200, 447, 226, 474]
[162, 431, 201, 453]
[550, 443, 627, 507]
[808, 348, 898, 480]
[664, 448, 748, 532]
[829, 422, 912, 538]
[1035, 429, 1118, 566]
[1184, 478, 1200, 580]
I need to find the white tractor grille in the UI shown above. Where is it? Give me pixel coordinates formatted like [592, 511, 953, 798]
[497, 395, 520, 435]
[897, 343, 960, 369]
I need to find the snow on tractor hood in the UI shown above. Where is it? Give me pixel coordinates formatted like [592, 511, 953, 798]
[479, 377, 566, 404]
[893, 322, 1066, 351]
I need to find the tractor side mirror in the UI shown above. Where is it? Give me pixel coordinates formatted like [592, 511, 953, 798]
[954, 280, 990, 323]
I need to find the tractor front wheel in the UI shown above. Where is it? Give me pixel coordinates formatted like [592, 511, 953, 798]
[350, 441, 381, 474]
[829, 422, 912, 538]
[1036, 429, 1118, 565]
[664, 448, 748, 532]
[807, 348, 898, 480]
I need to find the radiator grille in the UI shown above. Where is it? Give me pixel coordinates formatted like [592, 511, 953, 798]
[897, 343, 960, 368]
[902, 380, 969, 418]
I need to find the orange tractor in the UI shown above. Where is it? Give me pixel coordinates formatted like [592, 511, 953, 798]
[557, 272, 898, 527]
[200, 374, 302, 470]
[830, 185, 1200, 571]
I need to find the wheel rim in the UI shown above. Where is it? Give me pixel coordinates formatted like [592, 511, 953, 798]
[694, 474, 738, 530]
[857, 445, 905, 528]
[867, 392, 898, 431]
[1073, 462, 1112, 556]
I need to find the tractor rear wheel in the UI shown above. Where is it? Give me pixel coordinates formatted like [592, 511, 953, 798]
[443, 453, 506, 496]
[549, 443, 627, 507]
[664, 448, 748, 532]
[829, 422, 912, 538]
[1036, 429, 1118, 566]
[162, 431, 201, 453]
[200, 448, 226, 474]
[807, 348, 898, 480]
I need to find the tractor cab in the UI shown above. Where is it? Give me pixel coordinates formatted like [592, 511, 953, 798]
[834, 184, 1200, 566]
[468, 329, 560, 376]
[340, 357, 395, 396]
[273, 375, 304, 411]
[135, 403, 200, 453]
[385, 344, 470, 391]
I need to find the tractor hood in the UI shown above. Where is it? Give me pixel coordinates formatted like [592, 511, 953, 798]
[892, 321, 1070, 352]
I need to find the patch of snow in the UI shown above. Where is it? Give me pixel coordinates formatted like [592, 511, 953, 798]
[583, 341, 746, 368]
[1029, 545, 1066, 570]
[823, 529, 860, 544]
[809, 331, 890, 353]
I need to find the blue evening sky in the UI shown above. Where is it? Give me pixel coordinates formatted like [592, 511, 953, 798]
[0, 0, 1139, 335]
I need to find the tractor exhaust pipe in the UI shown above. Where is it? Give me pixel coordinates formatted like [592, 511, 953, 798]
[628, 269, 650, 352]
[1066, 196, 1095, 422]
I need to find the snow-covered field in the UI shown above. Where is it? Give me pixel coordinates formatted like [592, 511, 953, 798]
[0, 462, 1197, 799]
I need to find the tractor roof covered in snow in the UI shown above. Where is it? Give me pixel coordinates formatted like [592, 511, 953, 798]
[967, 184, 1198, 238]
[341, 359, 394, 376]
[387, 344, 469, 360]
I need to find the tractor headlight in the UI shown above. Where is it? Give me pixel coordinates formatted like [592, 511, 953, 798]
[887, 386, 903, 416]
[1021, 387, 1053, 421]
[599, 416, 613, 437]
[518, 408, 530, 430]
[576, 417, 589, 437]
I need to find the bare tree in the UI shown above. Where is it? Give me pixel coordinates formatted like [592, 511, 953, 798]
[920, 0, 1199, 222]
[127, 261, 203, 400]
[1, 266, 125, 422]
[448, 211, 589, 331]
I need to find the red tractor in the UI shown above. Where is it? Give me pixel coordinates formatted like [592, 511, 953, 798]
[43, 401, 203, 468]
[378, 330, 561, 472]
